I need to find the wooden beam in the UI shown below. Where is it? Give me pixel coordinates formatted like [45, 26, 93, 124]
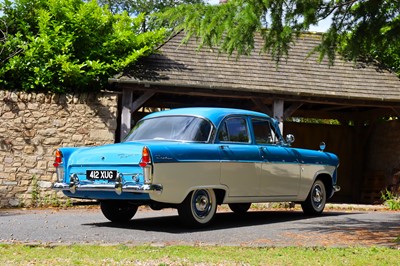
[391, 107, 400, 117]
[251, 97, 272, 116]
[131, 90, 156, 113]
[119, 83, 400, 108]
[283, 103, 303, 119]
[120, 88, 133, 141]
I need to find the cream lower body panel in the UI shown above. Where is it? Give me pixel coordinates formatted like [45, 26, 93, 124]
[260, 163, 300, 197]
[298, 164, 336, 200]
[148, 162, 336, 205]
[149, 162, 223, 204]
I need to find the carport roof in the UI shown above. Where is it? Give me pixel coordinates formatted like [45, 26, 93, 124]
[109, 32, 400, 106]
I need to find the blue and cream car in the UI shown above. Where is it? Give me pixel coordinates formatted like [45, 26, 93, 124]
[53, 107, 340, 227]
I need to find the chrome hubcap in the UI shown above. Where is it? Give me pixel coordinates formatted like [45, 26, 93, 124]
[312, 185, 324, 208]
[192, 190, 211, 219]
[196, 195, 209, 212]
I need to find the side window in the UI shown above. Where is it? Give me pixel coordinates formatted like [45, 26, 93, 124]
[218, 117, 249, 143]
[252, 119, 279, 144]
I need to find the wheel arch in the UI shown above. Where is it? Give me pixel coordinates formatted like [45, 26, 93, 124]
[214, 189, 226, 205]
[315, 173, 333, 199]
[182, 185, 227, 205]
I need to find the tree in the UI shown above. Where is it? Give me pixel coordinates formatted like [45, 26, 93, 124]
[161, 0, 400, 76]
[0, 0, 165, 93]
[94, 0, 204, 31]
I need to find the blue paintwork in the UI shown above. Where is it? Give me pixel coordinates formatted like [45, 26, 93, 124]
[55, 107, 339, 201]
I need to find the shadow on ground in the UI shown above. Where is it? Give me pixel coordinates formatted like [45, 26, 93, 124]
[84, 210, 351, 234]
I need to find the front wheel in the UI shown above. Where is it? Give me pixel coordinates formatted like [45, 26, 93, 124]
[178, 189, 217, 228]
[301, 179, 326, 215]
[100, 201, 138, 223]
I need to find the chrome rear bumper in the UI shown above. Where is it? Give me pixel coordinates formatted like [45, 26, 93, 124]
[53, 172, 162, 195]
[52, 182, 162, 195]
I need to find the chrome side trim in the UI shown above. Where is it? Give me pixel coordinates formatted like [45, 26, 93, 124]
[52, 182, 163, 194]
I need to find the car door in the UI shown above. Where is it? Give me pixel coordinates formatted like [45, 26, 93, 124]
[251, 118, 301, 198]
[218, 116, 261, 197]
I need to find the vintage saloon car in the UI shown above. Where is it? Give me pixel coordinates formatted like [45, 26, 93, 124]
[53, 107, 340, 227]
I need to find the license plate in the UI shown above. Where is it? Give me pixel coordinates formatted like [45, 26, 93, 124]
[86, 170, 117, 180]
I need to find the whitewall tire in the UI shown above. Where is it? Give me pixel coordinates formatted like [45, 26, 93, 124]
[178, 189, 217, 227]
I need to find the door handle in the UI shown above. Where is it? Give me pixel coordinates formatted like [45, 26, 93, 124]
[219, 145, 229, 150]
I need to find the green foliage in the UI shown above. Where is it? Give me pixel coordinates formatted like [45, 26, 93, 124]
[161, 0, 400, 75]
[286, 117, 341, 125]
[94, 0, 204, 31]
[381, 189, 400, 211]
[331, 0, 400, 76]
[0, 0, 165, 93]
[95, 0, 204, 15]
[30, 175, 40, 207]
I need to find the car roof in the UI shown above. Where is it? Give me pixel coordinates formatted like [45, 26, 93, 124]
[142, 107, 271, 126]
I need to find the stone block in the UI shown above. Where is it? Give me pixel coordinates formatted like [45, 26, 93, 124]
[72, 135, 84, 142]
[24, 159, 37, 168]
[32, 111, 43, 118]
[23, 129, 36, 138]
[38, 181, 52, 188]
[20, 180, 31, 186]
[27, 103, 39, 110]
[77, 127, 89, 134]
[38, 117, 50, 124]
[4, 167, 17, 173]
[52, 119, 66, 127]
[8, 198, 20, 207]
[24, 146, 36, 154]
[1, 112, 16, 119]
[4, 157, 13, 164]
[3, 181, 18, 186]
[28, 169, 45, 175]
[37, 161, 48, 169]
[43, 137, 61, 145]
[90, 129, 114, 141]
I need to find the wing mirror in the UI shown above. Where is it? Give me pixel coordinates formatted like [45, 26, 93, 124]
[286, 134, 295, 145]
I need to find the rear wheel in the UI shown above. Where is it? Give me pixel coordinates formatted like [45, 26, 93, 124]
[228, 203, 251, 214]
[178, 189, 217, 228]
[301, 179, 326, 215]
[100, 201, 138, 223]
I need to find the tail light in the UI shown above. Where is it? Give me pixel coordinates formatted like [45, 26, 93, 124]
[139, 146, 151, 167]
[53, 149, 63, 167]
[53, 149, 64, 182]
[139, 146, 153, 184]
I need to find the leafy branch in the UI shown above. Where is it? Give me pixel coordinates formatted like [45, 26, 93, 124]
[0, 19, 24, 65]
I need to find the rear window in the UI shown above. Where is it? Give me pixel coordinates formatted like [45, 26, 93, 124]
[124, 116, 212, 142]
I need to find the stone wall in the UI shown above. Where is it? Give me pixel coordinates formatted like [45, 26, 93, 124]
[0, 90, 118, 208]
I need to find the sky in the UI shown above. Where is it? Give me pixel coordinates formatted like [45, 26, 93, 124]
[205, 0, 330, 32]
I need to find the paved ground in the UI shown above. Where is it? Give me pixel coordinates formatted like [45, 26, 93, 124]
[1, 205, 399, 247]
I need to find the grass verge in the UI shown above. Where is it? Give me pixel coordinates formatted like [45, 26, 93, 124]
[0, 244, 399, 265]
